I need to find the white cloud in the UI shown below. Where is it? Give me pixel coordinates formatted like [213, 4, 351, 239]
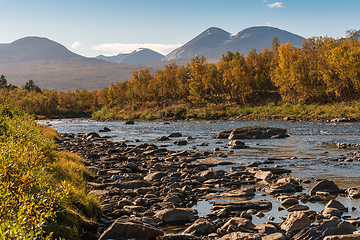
[71, 41, 82, 49]
[268, 2, 284, 8]
[266, 22, 272, 26]
[91, 43, 182, 55]
[263, 0, 267, 2]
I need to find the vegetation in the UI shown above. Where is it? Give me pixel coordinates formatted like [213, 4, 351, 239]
[0, 103, 100, 239]
[1, 30, 360, 120]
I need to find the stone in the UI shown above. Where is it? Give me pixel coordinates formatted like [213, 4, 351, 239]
[325, 199, 347, 212]
[198, 170, 219, 180]
[174, 140, 187, 145]
[347, 187, 360, 199]
[211, 200, 272, 212]
[322, 207, 343, 218]
[156, 234, 202, 240]
[154, 208, 197, 223]
[318, 219, 355, 238]
[262, 232, 287, 240]
[255, 223, 278, 234]
[286, 204, 310, 212]
[255, 170, 274, 180]
[280, 197, 299, 207]
[217, 217, 256, 236]
[323, 232, 360, 240]
[263, 183, 296, 194]
[204, 188, 255, 199]
[309, 180, 340, 196]
[86, 132, 100, 140]
[99, 127, 111, 132]
[212, 126, 289, 139]
[195, 158, 233, 166]
[144, 171, 167, 181]
[156, 136, 170, 141]
[227, 140, 248, 149]
[168, 132, 182, 137]
[218, 232, 262, 240]
[125, 120, 135, 124]
[280, 211, 310, 233]
[98, 219, 164, 240]
[183, 219, 216, 236]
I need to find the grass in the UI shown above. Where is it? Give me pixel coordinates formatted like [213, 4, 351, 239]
[91, 101, 360, 121]
[0, 103, 101, 239]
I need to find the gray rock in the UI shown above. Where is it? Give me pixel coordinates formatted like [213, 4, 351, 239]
[98, 219, 164, 240]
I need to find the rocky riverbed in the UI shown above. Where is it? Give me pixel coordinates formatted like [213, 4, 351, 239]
[55, 126, 360, 240]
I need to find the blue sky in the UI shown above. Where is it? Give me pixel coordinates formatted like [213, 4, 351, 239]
[1, 0, 359, 57]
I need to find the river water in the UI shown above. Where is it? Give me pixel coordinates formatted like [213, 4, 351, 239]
[41, 119, 360, 225]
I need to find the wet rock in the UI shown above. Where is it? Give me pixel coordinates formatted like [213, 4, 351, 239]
[227, 140, 248, 149]
[168, 132, 182, 137]
[174, 140, 187, 145]
[99, 127, 111, 132]
[325, 199, 347, 212]
[212, 126, 289, 139]
[98, 218, 164, 240]
[255, 223, 279, 235]
[322, 207, 343, 218]
[211, 200, 272, 212]
[279, 197, 299, 207]
[255, 170, 274, 181]
[217, 217, 256, 236]
[125, 120, 135, 124]
[218, 232, 262, 239]
[317, 219, 355, 238]
[156, 234, 202, 240]
[286, 204, 310, 212]
[144, 172, 167, 181]
[154, 208, 197, 224]
[182, 218, 216, 236]
[323, 232, 360, 240]
[86, 132, 100, 140]
[156, 136, 170, 141]
[280, 211, 310, 233]
[262, 232, 287, 240]
[309, 180, 340, 196]
[263, 182, 296, 194]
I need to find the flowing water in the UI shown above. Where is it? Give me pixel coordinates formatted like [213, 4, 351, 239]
[40, 119, 360, 226]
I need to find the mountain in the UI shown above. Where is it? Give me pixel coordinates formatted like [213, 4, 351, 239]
[0, 37, 140, 90]
[163, 26, 305, 61]
[96, 48, 164, 65]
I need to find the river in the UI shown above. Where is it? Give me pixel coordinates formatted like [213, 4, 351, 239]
[40, 118, 360, 226]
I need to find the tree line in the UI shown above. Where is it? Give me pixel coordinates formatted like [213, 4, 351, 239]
[1, 30, 359, 118]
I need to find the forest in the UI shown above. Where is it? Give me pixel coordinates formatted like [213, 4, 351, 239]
[1, 30, 360, 120]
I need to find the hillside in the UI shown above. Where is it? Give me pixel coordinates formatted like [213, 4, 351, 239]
[96, 48, 164, 65]
[163, 26, 305, 61]
[0, 37, 140, 90]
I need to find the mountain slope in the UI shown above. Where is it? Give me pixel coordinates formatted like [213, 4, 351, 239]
[0, 37, 140, 90]
[96, 48, 164, 65]
[163, 26, 305, 61]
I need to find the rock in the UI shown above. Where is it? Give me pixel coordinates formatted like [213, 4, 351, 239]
[198, 170, 219, 180]
[174, 140, 187, 145]
[156, 136, 170, 141]
[86, 132, 100, 140]
[263, 183, 296, 194]
[280, 211, 310, 233]
[99, 127, 111, 132]
[212, 126, 289, 139]
[217, 217, 256, 236]
[204, 188, 255, 199]
[144, 172, 167, 181]
[325, 199, 347, 212]
[286, 204, 310, 212]
[255, 223, 280, 235]
[125, 120, 135, 124]
[255, 170, 274, 181]
[262, 232, 287, 240]
[183, 218, 216, 236]
[98, 219, 164, 240]
[156, 234, 202, 240]
[154, 208, 197, 223]
[318, 219, 355, 238]
[322, 207, 343, 218]
[347, 187, 360, 199]
[309, 180, 340, 196]
[227, 140, 248, 149]
[323, 232, 360, 240]
[330, 118, 351, 122]
[280, 197, 299, 207]
[195, 158, 233, 166]
[218, 232, 262, 240]
[211, 200, 272, 212]
[168, 132, 182, 137]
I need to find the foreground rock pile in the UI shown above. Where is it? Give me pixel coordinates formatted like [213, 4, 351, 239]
[56, 127, 360, 240]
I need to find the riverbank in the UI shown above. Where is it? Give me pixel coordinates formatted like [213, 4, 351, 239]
[91, 102, 360, 122]
[54, 124, 360, 239]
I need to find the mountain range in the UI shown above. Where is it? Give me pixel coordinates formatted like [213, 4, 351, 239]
[0, 26, 307, 90]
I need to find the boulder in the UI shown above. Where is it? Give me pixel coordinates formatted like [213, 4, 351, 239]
[99, 127, 111, 132]
[255, 170, 274, 181]
[309, 180, 340, 196]
[280, 211, 310, 233]
[347, 187, 360, 199]
[183, 219, 216, 236]
[174, 140, 187, 145]
[318, 219, 355, 238]
[168, 132, 182, 137]
[154, 208, 197, 223]
[263, 183, 296, 194]
[217, 217, 256, 236]
[144, 172, 167, 181]
[218, 232, 262, 240]
[227, 140, 248, 149]
[322, 207, 343, 218]
[212, 126, 289, 139]
[86, 132, 100, 140]
[211, 200, 272, 212]
[262, 232, 287, 240]
[195, 158, 233, 166]
[204, 188, 255, 199]
[156, 136, 170, 141]
[156, 234, 202, 240]
[125, 120, 135, 124]
[325, 199, 347, 212]
[98, 219, 164, 240]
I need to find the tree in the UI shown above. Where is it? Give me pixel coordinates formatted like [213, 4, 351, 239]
[271, 36, 281, 53]
[22, 79, 42, 92]
[0, 75, 7, 88]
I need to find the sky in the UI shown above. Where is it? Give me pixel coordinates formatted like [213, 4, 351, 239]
[1, 0, 359, 57]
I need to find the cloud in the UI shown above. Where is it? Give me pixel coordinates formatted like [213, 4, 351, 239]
[266, 22, 272, 26]
[91, 43, 182, 55]
[268, 2, 284, 8]
[71, 41, 82, 49]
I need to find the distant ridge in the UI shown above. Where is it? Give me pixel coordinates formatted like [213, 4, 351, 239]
[96, 48, 164, 65]
[162, 26, 305, 61]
